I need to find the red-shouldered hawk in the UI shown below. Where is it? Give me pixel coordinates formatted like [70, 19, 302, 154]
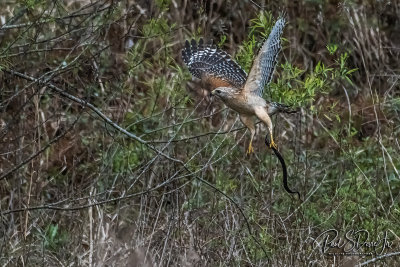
[182, 17, 294, 154]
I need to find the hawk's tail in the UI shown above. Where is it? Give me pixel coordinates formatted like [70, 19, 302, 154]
[268, 102, 297, 115]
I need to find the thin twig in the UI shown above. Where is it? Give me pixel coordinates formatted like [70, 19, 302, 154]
[360, 251, 400, 266]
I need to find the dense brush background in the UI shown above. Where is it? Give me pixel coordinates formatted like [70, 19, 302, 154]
[1, 0, 400, 266]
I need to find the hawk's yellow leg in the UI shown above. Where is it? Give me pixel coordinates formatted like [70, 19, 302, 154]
[254, 107, 278, 150]
[268, 131, 278, 150]
[247, 137, 254, 154]
[240, 115, 256, 155]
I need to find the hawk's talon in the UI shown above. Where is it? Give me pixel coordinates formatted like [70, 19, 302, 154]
[270, 141, 278, 150]
[269, 136, 278, 150]
[246, 142, 254, 155]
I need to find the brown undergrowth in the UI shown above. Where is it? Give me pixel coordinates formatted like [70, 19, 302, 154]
[1, 0, 399, 266]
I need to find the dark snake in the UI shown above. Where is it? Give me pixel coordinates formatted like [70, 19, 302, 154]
[265, 135, 300, 199]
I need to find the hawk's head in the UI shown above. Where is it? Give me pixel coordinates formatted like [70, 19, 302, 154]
[210, 87, 239, 102]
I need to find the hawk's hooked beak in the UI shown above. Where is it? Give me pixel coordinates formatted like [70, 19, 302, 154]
[210, 90, 216, 96]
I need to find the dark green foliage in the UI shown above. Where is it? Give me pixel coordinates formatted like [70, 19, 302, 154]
[42, 224, 69, 251]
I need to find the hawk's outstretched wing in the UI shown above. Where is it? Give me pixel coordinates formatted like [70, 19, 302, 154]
[244, 17, 285, 97]
[182, 39, 247, 90]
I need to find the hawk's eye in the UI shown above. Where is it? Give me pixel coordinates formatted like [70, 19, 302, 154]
[215, 89, 221, 94]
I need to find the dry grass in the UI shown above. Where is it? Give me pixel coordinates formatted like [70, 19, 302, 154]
[1, 0, 399, 266]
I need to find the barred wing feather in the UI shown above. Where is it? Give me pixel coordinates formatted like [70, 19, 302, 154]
[244, 18, 285, 97]
[182, 39, 247, 89]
